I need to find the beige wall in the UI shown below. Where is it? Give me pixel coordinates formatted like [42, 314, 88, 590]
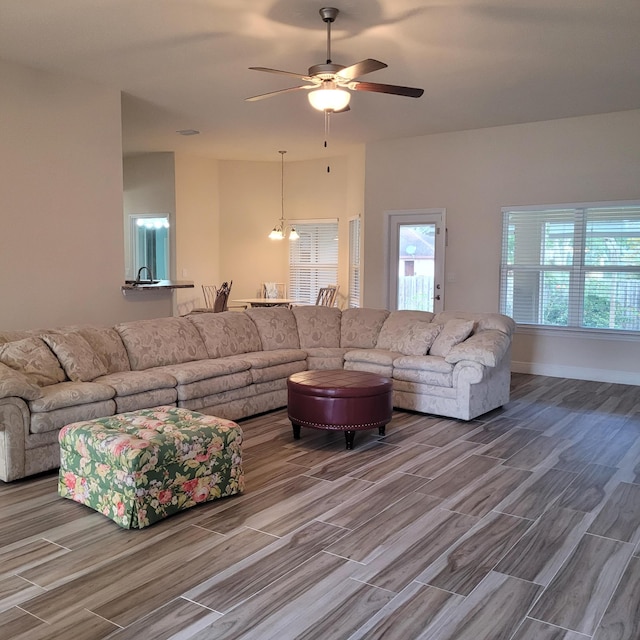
[218, 151, 364, 304]
[364, 110, 640, 383]
[174, 153, 220, 314]
[0, 59, 169, 329]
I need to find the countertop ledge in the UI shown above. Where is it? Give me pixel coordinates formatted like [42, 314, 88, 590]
[121, 280, 194, 291]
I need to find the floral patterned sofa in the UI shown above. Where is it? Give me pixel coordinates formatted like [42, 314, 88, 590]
[0, 307, 515, 481]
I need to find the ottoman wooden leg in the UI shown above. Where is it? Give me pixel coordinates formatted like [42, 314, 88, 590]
[345, 431, 355, 450]
[379, 425, 386, 436]
[292, 423, 301, 440]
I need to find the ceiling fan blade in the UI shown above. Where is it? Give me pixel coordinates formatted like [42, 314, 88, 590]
[337, 58, 387, 80]
[245, 85, 310, 102]
[352, 81, 424, 98]
[249, 66, 311, 81]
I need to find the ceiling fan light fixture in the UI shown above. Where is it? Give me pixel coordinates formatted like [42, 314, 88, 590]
[308, 87, 351, 112]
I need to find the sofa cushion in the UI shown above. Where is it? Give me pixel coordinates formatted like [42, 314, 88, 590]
[116, 317, 208, 370]
[30, 400, 117, 435]
[159, 358, 251, 384]
[94, 370, 177, 397]
[237, 349, 307, 369]
[376, 310, 435, 350]
[77, 327, 131, 373]
[173, 370, 253, 401]
[29, 381, 115, 413]
[42, 332, 108, 382]
[378, 320, 441, 356]
[245, 308, 300, 350]
[344, 349, 401, 367]
[429, 319, 475, 357]
[433, 311, 516, 336]
[0, 362, 43, 400]
[292, 306, 342, 348]
[0, 337, 66, 386]
[340, 308, 389, 349]
[187, 312, 262, 358]
[445, 330, 511, 367]
[393, 355, 454, 387]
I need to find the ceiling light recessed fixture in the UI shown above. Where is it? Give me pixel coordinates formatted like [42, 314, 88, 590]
[176, 129, 200, 136]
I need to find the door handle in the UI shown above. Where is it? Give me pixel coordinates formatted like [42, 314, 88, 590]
[435, 295, 441, 300]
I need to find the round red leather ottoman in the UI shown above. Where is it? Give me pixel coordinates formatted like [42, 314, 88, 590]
[287, 370, 393, 450]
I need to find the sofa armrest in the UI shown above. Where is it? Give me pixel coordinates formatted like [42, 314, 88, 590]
[0, 363, 42, 401]
[445, 330, 511, 368]
[0, 397, 30, 481]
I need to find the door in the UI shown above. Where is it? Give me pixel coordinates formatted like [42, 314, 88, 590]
[387, 210, 445, 312]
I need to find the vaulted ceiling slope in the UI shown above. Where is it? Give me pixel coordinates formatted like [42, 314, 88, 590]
[1, 0, 639, 161]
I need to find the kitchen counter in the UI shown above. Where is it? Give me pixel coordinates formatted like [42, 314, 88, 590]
[121, 280, 194, 292]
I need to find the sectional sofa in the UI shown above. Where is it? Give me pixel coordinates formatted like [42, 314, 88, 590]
[0, 307, 515, 481]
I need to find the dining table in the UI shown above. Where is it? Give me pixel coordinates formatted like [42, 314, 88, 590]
[232, 298, 298, 308]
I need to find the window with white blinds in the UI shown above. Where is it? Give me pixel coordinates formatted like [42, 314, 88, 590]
[500, 202, 640, 331]
[349, 217, 361, 307]
[288, 221, 339, 305]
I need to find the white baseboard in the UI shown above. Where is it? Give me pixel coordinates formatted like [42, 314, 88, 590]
[511, 361, 640, 386]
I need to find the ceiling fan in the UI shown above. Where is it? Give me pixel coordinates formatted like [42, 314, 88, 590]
[246, 7, 424, 113]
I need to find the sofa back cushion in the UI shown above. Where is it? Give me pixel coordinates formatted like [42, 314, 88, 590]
[292, 306, 341, 349]
[0, 337, 66, 386]
[77, 327, 131, 374]
[429, 319, 475, 357]
[376, 310, 436, 351]
[115, 317, 208, 370]
[341, 308, 390, 349]
[433, 311, 515, 336]
[41, 332, 108, 382]
[245, 307, 300, 351]
[187, 312, 262, 358]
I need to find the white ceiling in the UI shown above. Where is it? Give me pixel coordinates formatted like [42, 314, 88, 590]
[2, 0, 639, 161]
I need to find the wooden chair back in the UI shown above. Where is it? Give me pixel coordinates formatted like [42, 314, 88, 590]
[315, 285, 339, 307]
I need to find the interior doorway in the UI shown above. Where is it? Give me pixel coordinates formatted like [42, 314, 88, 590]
[386, 210, 445, 312]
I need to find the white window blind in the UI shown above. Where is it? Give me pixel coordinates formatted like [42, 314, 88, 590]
[500, 202, 640, 331]
[349, 217, 361, 308]
[289, 221, 339, 304]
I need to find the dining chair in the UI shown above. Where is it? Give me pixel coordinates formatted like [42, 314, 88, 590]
[202, 285, 218, 309]
[315, 285, 339, 307]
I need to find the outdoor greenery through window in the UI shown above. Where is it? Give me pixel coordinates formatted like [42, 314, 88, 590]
[288, 221, 339, 305]
[500, 202, 640, 331]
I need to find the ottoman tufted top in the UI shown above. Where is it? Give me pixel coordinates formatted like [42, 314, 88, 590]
[288, 370, 392, 398]
[59, 405, 242, 469]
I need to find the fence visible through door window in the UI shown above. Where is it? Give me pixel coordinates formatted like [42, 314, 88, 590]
[387, 210, 445, 312]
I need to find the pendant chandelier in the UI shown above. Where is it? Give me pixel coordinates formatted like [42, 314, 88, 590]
[268, 150, 299, 240]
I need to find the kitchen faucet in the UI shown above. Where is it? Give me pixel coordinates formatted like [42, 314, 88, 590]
[136, 266, 154, 282]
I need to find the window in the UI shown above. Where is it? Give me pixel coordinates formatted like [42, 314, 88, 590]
[349, 217, 361, 307]
[289, 220, 339, 304]
[129, 214, 170, 280]
[500, 202, 640, 331]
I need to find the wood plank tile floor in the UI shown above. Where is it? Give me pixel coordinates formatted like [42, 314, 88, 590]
[1, 373, 640, 639]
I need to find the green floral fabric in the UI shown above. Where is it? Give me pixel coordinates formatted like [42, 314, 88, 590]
[58, 406, 244, 529]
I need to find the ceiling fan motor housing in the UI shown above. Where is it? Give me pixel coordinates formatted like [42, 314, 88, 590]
[308, 63, 346, 79]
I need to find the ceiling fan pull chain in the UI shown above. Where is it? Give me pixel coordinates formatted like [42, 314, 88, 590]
[325, 110, 331, 172]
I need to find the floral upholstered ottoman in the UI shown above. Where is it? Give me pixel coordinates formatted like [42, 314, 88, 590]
[58, 406, 244, 529]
